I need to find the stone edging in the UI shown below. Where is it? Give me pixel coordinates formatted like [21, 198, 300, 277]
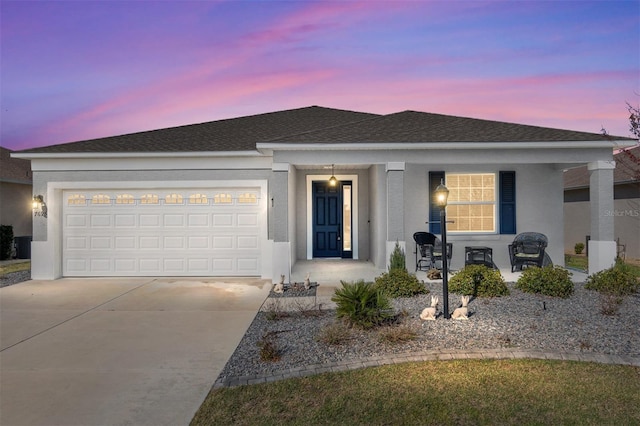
[213, 348, 640, 389]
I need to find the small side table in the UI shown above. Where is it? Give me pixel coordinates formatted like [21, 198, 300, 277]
[465, 246, 494, 268]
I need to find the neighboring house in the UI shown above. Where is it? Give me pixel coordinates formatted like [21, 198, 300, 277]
[564, 145, 640, 260]
[0, 146, 33, 251]
[13, 106, 636, 280]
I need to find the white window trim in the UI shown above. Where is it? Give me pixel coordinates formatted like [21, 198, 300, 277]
[446, 172, 499, 235]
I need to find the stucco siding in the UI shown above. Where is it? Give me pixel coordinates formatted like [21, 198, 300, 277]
[403, 164, 565, 271]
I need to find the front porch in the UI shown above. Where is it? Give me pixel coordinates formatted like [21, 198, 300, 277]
[290, 258, 588, 288]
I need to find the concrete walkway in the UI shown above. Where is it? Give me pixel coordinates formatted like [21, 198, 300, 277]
[0, 277, 270, 426]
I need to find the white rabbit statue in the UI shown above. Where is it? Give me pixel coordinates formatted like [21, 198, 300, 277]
[451, 295, 470, 320]
[273, 274, 285, 294]
[304, 272, 311, 290]
[420, 296, 439, 320]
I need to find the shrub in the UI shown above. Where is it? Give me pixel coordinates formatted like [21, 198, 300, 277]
[315, 322, 352, 345]
[448, 265, 509, 297]
[257, 332, 281, 362]
[515, 266, 574, 298]
[585, 259, 639, 296]
[377, 324, 417, 344]
[331, 280, 394, 329]
[374, 269, 428, 298]
[0, 225, 13, 261]
[389, 241, 406, 272]
[574, 242, 585, 255]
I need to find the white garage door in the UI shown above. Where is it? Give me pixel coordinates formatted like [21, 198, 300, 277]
[62, 188, 263, 276]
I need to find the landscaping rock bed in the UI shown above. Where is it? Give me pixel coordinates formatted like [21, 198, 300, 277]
[219, 281, 640, 381]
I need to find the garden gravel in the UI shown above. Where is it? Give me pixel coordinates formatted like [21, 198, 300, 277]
[0, 270, 31, 288]
[219, 281, 640, 381]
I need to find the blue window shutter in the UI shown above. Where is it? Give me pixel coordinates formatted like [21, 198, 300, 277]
[429, 171, 445, 234]
[500, 171, 516, 234]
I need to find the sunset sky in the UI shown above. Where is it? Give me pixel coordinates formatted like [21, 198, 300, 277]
[1, 0, 638, 151]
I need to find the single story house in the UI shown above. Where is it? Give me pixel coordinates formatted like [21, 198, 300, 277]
[564, 145, 640, 260]
[1, 146, 33, 254]
[14, 106, 637, 280]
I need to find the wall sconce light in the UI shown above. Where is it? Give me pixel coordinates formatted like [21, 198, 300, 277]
[32, 195, 47, 218]
[328, 164, 338, 187]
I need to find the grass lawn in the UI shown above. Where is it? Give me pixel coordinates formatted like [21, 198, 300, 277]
[191, 359, 640, 425]
[0, 261, 30, 276]
[565, 254, 640, 277]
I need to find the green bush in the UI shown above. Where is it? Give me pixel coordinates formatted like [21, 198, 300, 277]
[574, 243, 585, 255]
[0, 225, 14, 261]
[331, 280, 394, 329]
[515, 266, 574, 298]
[374, 269, 428, 298]
[448, 265, 509, 297]
[585, 259, 639, 296]
[389, 241, 406, 272]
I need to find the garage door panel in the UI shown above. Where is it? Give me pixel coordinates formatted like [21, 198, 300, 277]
[114, 214, 136, 227]
[212, 214, 233, 226]
[63, 188, 263, 276]
[164, 236, 185, 249]
[187, 236, 209, 249]
[66, 214, 87, 227]
[115, 258, 137, 272]
[188, 214, 209, 227]
[66, 237, 88, 250]
[90, 237, 112, 249]
[140, 236, 161, 249]
[163, 214, 184, 227]
[237, 214, 258, 227]
[115, 236, 136, 249]
[140, 214, 160, 227]
[90, 215, 111, 227]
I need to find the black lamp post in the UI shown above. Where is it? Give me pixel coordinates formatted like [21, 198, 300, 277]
[434, 180, 450, 319]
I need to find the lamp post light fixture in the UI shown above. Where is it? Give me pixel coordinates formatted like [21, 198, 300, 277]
[434, 180, 450, 319]
[328, 164, 338, 187]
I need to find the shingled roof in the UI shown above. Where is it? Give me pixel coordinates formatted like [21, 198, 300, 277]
[0, 147, 32, 184]
[18, 106, 380, 154]
[268, 110, 627, 144]
[16, 106, 635, 155]
[564, 145, 640, 189]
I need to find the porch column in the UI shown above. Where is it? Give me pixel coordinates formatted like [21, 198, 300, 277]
[271, 163, 290, 282]
[386, 162, 405, 267]
[587, 160, 616, 273]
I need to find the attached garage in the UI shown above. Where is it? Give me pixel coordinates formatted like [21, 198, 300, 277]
[62, 187, 264, 276]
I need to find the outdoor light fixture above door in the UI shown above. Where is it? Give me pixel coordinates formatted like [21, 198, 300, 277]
[328, 164, 338, 187]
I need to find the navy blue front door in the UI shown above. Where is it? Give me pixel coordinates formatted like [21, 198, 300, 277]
[312, 181, 342, 257]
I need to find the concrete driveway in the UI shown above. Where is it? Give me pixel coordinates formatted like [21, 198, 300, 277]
[0, 277, 270, 426]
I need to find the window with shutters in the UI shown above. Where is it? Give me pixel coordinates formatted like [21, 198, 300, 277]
[446, 173, 496, 233]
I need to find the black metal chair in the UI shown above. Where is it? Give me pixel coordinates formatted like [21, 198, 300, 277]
[413, 232, 437, 271]
[508, 232, 549, 272]
[433, 241, 453, 272]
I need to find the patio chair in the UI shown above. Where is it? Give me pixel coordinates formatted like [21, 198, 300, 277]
[413, 232, 437, 271]
[508, 232, 548, 272]
[433, 240, 453, 272]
